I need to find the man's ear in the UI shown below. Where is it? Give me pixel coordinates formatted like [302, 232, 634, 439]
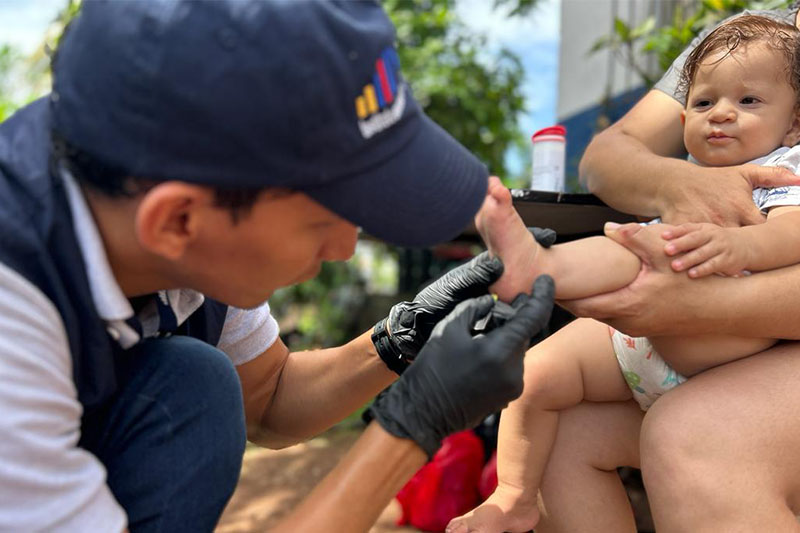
[135, 182, 214, 260]
[783, 112, 800, 147]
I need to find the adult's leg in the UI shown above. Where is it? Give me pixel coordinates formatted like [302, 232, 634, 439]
[79, 337, 247, 532]
[641, 341, 800, 532]
[536, 400, 643, 533]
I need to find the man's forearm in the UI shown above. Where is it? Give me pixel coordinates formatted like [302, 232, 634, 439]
[271, 422, 426, 532]
[251, 330, 395, 448]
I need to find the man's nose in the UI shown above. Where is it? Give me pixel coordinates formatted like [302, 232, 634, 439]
[322, 221, 359, 261]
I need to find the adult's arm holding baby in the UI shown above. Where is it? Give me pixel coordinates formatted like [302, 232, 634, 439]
[580, 92, 800, 227]
[562, 222, 800, 340]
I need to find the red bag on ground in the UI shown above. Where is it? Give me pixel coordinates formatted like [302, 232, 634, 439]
[395, 430, 485, 532]
[478, 450, 498, 501]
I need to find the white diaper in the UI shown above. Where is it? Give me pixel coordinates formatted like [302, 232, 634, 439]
[609, 328, 687, 411]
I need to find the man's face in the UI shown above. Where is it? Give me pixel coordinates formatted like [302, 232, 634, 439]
[683, 41, 799, 167]
[186, 190, 358, 309]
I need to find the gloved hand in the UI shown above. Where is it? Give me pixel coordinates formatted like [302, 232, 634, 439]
[372, 252, 504, 374]
[528, 226, 556, 248]
[371, 275, 555, 457]
[373, 228, 557, 374]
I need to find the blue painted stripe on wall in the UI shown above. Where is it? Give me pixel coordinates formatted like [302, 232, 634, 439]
[560, 86, 650, 191]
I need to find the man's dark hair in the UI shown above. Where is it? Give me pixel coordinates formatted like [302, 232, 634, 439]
[51, 132, 263, 223]
[678, 15, 800, 108]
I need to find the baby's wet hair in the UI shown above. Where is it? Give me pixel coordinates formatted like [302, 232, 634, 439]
[678, 15, 800, 108]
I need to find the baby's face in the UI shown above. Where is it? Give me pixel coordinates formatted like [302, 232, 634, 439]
[683, 41, 798, 167]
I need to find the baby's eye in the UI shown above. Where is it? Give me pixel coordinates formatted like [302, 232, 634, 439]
[692, 99, 712, 109]
[740, 96, 761, 105]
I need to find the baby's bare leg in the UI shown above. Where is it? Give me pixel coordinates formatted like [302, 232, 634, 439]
[537, 401, 643, 533]
[446, 318, 632, 533]
[476, 178, 643, 301]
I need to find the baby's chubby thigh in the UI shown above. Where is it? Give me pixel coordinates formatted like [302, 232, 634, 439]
[520, 318, 632, 411]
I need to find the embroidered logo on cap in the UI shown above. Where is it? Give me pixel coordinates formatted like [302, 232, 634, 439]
[355, 47, 406, 139]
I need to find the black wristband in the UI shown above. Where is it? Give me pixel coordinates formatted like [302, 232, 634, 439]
[371, 318, 409, 375]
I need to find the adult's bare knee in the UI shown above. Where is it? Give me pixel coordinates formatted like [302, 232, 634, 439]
[639, 392, 721, 502]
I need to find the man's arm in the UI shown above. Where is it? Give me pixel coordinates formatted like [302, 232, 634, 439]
[0, 263, 127, 532]
[562, 223, 800, 339]
[579, 90, 800, 226]
[271, 282, 555, 532]
[272, 422, 426, 532]
[237, 252, 506, 448]
[236, 332, 395, 448]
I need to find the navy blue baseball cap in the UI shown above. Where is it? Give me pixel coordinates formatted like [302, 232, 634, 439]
[50, 0, 488, 247]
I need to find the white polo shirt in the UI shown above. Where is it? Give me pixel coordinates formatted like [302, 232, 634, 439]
[0, 170, 280, 531]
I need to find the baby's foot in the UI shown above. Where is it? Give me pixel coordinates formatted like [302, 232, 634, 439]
[445, 485, 540, 533]
[476, 177, 541, 303]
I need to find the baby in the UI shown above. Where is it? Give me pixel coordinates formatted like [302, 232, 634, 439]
[447, 15, 800, 533]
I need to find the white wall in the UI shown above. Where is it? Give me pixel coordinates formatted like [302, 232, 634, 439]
[558, 0, 673, 119]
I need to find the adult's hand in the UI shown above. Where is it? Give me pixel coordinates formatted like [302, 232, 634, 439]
[374, 228, 556, 374]
[373, 252, 503, 374]
[561, 222, 696, 337]
[659, 164, 800, 227]
[371, 276, 555, 457]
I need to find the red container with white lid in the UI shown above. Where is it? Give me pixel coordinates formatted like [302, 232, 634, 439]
[530, 125, 566, 192]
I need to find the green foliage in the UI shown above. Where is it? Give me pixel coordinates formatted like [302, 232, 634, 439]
[0, 0, 80, 122]
[592, 0, 793, 88]
[384, 0, 526, 182]
[269, 261, 366, 350]
[0, 44, 22, 121]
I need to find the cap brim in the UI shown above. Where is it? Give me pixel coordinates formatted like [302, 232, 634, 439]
[305, 114, 488, 247]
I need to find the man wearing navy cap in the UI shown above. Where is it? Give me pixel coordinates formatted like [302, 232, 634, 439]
[0, 1, 554, 531]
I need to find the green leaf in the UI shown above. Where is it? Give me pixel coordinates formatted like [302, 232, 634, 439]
[589, 34, 613, 54]
[630, 16, 656, 39]
[614, 18, 631, 42]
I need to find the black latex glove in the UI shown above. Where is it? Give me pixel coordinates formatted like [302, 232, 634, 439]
[528, 226, 556, 248]
[373, 228, 557, 374]
[371, 275, 555, 457]
[373, 252, 504, 374]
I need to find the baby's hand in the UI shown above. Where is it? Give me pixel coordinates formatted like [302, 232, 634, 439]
[661, 223, 752, 278]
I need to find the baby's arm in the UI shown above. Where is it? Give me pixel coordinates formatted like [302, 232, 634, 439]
[663, 207, 800, 278]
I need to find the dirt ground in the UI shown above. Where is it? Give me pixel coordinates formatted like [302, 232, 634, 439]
[216, 427, 415, 532]
[216, 426, 654, 533]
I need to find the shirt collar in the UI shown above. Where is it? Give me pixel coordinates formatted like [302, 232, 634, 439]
[60, 165, 135, 323]
[60, 166, 205, 347]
